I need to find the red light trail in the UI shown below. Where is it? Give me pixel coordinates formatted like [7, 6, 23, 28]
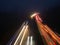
[31, 12, 60, 45]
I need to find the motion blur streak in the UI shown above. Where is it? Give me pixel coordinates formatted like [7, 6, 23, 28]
[37, 22, 55, 45]
[14, 26, 26, 45]
[44, 25, 60, 44]
[31, 13, 60, 45]
[42, 27, 56, 45]
[19, 25, 28, 45]
[13, 21, 29, 45]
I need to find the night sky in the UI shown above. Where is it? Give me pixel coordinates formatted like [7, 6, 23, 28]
[0, 0, 60, 45]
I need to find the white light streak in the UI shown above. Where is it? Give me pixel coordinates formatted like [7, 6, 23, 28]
[30, 36, 33, 45]
[19, 25, 28, 45]
[14, 25, 26, 45]
[26, 36, 30, 45]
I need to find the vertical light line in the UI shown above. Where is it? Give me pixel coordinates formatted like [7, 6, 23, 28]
[27, 36, 30, 45]
[30, 36, 33, 45]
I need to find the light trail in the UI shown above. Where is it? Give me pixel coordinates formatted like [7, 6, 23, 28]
[44, 25, 60, 44]
[40, 24, 60, 44]
[19, 25, 28, 45]
[26, 36, 33, 45]
[8, 21, 34, 45]
[7, 22, 27, 45]
[14, 25, 26, 45]
[30, 36, 33, 45]
[31, 12, 60, 45]
[42, 27, 56, 45]
[13, 21, 29, 45]
[37, 22, 56, 45]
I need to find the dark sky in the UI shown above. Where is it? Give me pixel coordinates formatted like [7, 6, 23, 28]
[0, 0, 60, 12]
[0, 0, 60, 45]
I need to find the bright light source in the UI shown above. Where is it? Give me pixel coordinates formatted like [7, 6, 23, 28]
[26, 36, 30, 45]
[30, 12, 39, 19]
[30, 36, 33, 45]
